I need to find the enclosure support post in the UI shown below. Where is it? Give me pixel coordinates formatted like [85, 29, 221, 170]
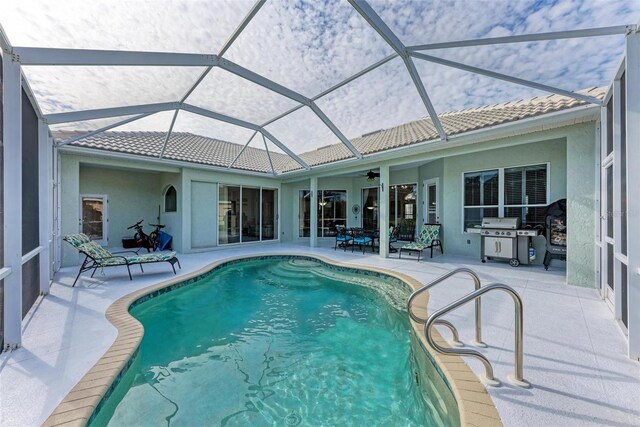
[310, 177, 318, 248]
[2, 53, 23, 349]
[38, 121, 52, 295]
[625, 30, 640, 360]
[379, 165, 390, 258]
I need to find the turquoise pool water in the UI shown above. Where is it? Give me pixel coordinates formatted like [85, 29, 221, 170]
[91, 258, 458, 426]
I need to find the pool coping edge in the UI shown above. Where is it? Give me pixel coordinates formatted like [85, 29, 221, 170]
[43, 254, 502, 427]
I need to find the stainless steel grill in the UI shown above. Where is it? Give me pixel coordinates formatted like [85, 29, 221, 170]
[480, 217, 540, 267]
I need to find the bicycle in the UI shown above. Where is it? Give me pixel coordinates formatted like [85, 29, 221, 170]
[148, 223, 166, 251]
[127, 220, 167, 252]
[127, 220, 153, 253]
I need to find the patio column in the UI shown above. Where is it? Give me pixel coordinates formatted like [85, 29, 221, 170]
[38, 121, 52, 294]
[626, 31, 640, 360]
[379, 165, 389, 258]
[3, 53, 23, 349]
[310, 176, 318, 247]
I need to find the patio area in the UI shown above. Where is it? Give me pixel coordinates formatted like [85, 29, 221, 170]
[1, 242, 638, 426]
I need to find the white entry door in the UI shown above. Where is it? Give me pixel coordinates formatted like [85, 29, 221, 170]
[424, 178, 440, 224]
[80, 194, 108, 246]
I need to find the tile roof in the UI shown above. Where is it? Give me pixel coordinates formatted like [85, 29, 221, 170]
[54, 87, 605, 174]
[54, 130, 293, 174]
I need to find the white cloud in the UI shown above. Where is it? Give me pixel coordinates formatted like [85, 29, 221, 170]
[1, 0, 638, 155]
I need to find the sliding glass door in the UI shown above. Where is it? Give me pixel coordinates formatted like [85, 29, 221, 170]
[298, 190, 347, 237]
[243, 187, 260, 242]
[262, 189, 278, 240]
[299, 190, 311, 237]
[362, 187, 378, 230]
[219, 185, 279, 245]
[218, 185, 241, 244]
[318, 190, 347, 237]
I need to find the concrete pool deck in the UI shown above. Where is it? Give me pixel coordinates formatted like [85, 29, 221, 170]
[1, 242, 639, 426]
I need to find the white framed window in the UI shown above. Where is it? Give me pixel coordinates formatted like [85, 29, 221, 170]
[463, 169, 499, 231]
[163, 185, 177, 212]
[463, 163, 549, 231]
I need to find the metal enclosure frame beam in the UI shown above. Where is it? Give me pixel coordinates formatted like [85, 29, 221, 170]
[181, 103, 309, 170]
[347, 0, 447, 140]
[218, 0, 266, 58]
[44, 102, 178, 124]
[410, 51, 603, 105]
[160, 0, 267, 160]
[218, 57, 363, 159]
[228, 131, 258, 169]
[58, 112, 156, 146]
[262, 133, 276, 175]
[3, 53, 23, 349]
[260, 53, 398, 128]
[13, 47, 219, 66]
[625, 30, 640, 360]
[38, 121, 52, 294]
[407, 25, 636, 52]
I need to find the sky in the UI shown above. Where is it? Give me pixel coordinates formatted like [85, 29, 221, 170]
[1, 0, 638, 155]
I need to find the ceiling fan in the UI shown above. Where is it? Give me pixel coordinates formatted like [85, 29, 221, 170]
[365, 169, 380, 181]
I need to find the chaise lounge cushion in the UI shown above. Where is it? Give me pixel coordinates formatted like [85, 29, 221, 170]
[64, 233, 92, 249]
[76, 242, 126, 266]
[416, 224, 440, 246]
[126, 251, 177, 264]
[400, 224, 443, 260]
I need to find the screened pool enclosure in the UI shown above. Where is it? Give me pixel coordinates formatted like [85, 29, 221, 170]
[1, 0, 640, 363]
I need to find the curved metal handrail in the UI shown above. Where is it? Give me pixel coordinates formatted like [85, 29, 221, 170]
[407, 267, 484, 346]
[424, 282, 528, 387]
[433, 319, 463, 347]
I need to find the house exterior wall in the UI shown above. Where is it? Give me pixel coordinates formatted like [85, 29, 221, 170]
[60, 155, 80, 267]
[158, 172, 182, 251]
[79, 165, 162, 249]
[440, 137, 567, 266]
[280, 122, 595, 286]
[59, 122, 598, 287]
[418, 158, 444, 226]
[180, 168, 281, 252]
[566, 124, 597, 287]
[60, 154, 181, 266]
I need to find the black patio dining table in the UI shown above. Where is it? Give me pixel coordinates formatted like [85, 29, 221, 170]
[348, 227, 379, 252]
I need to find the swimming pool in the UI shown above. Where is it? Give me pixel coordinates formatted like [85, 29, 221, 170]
[89, 257, 459, 426]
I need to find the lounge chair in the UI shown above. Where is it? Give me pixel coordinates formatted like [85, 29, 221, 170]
[399, 224, 443, 261]
[334, 225, 353, 251]
[64, 233, 181, 286]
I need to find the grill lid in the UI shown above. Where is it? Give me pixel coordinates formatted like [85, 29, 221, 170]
[481, 217, 521, 229]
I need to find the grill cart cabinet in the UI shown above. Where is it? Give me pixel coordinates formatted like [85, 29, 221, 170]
[483, 236, 516, 259]
[476, 217, 541, 267]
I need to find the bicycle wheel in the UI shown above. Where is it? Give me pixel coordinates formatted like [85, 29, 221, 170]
[149, 231, 159, 251]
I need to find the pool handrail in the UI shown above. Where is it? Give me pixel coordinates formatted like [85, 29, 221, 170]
[424, 282, 529, 388]
[407, 267, 485, 346]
